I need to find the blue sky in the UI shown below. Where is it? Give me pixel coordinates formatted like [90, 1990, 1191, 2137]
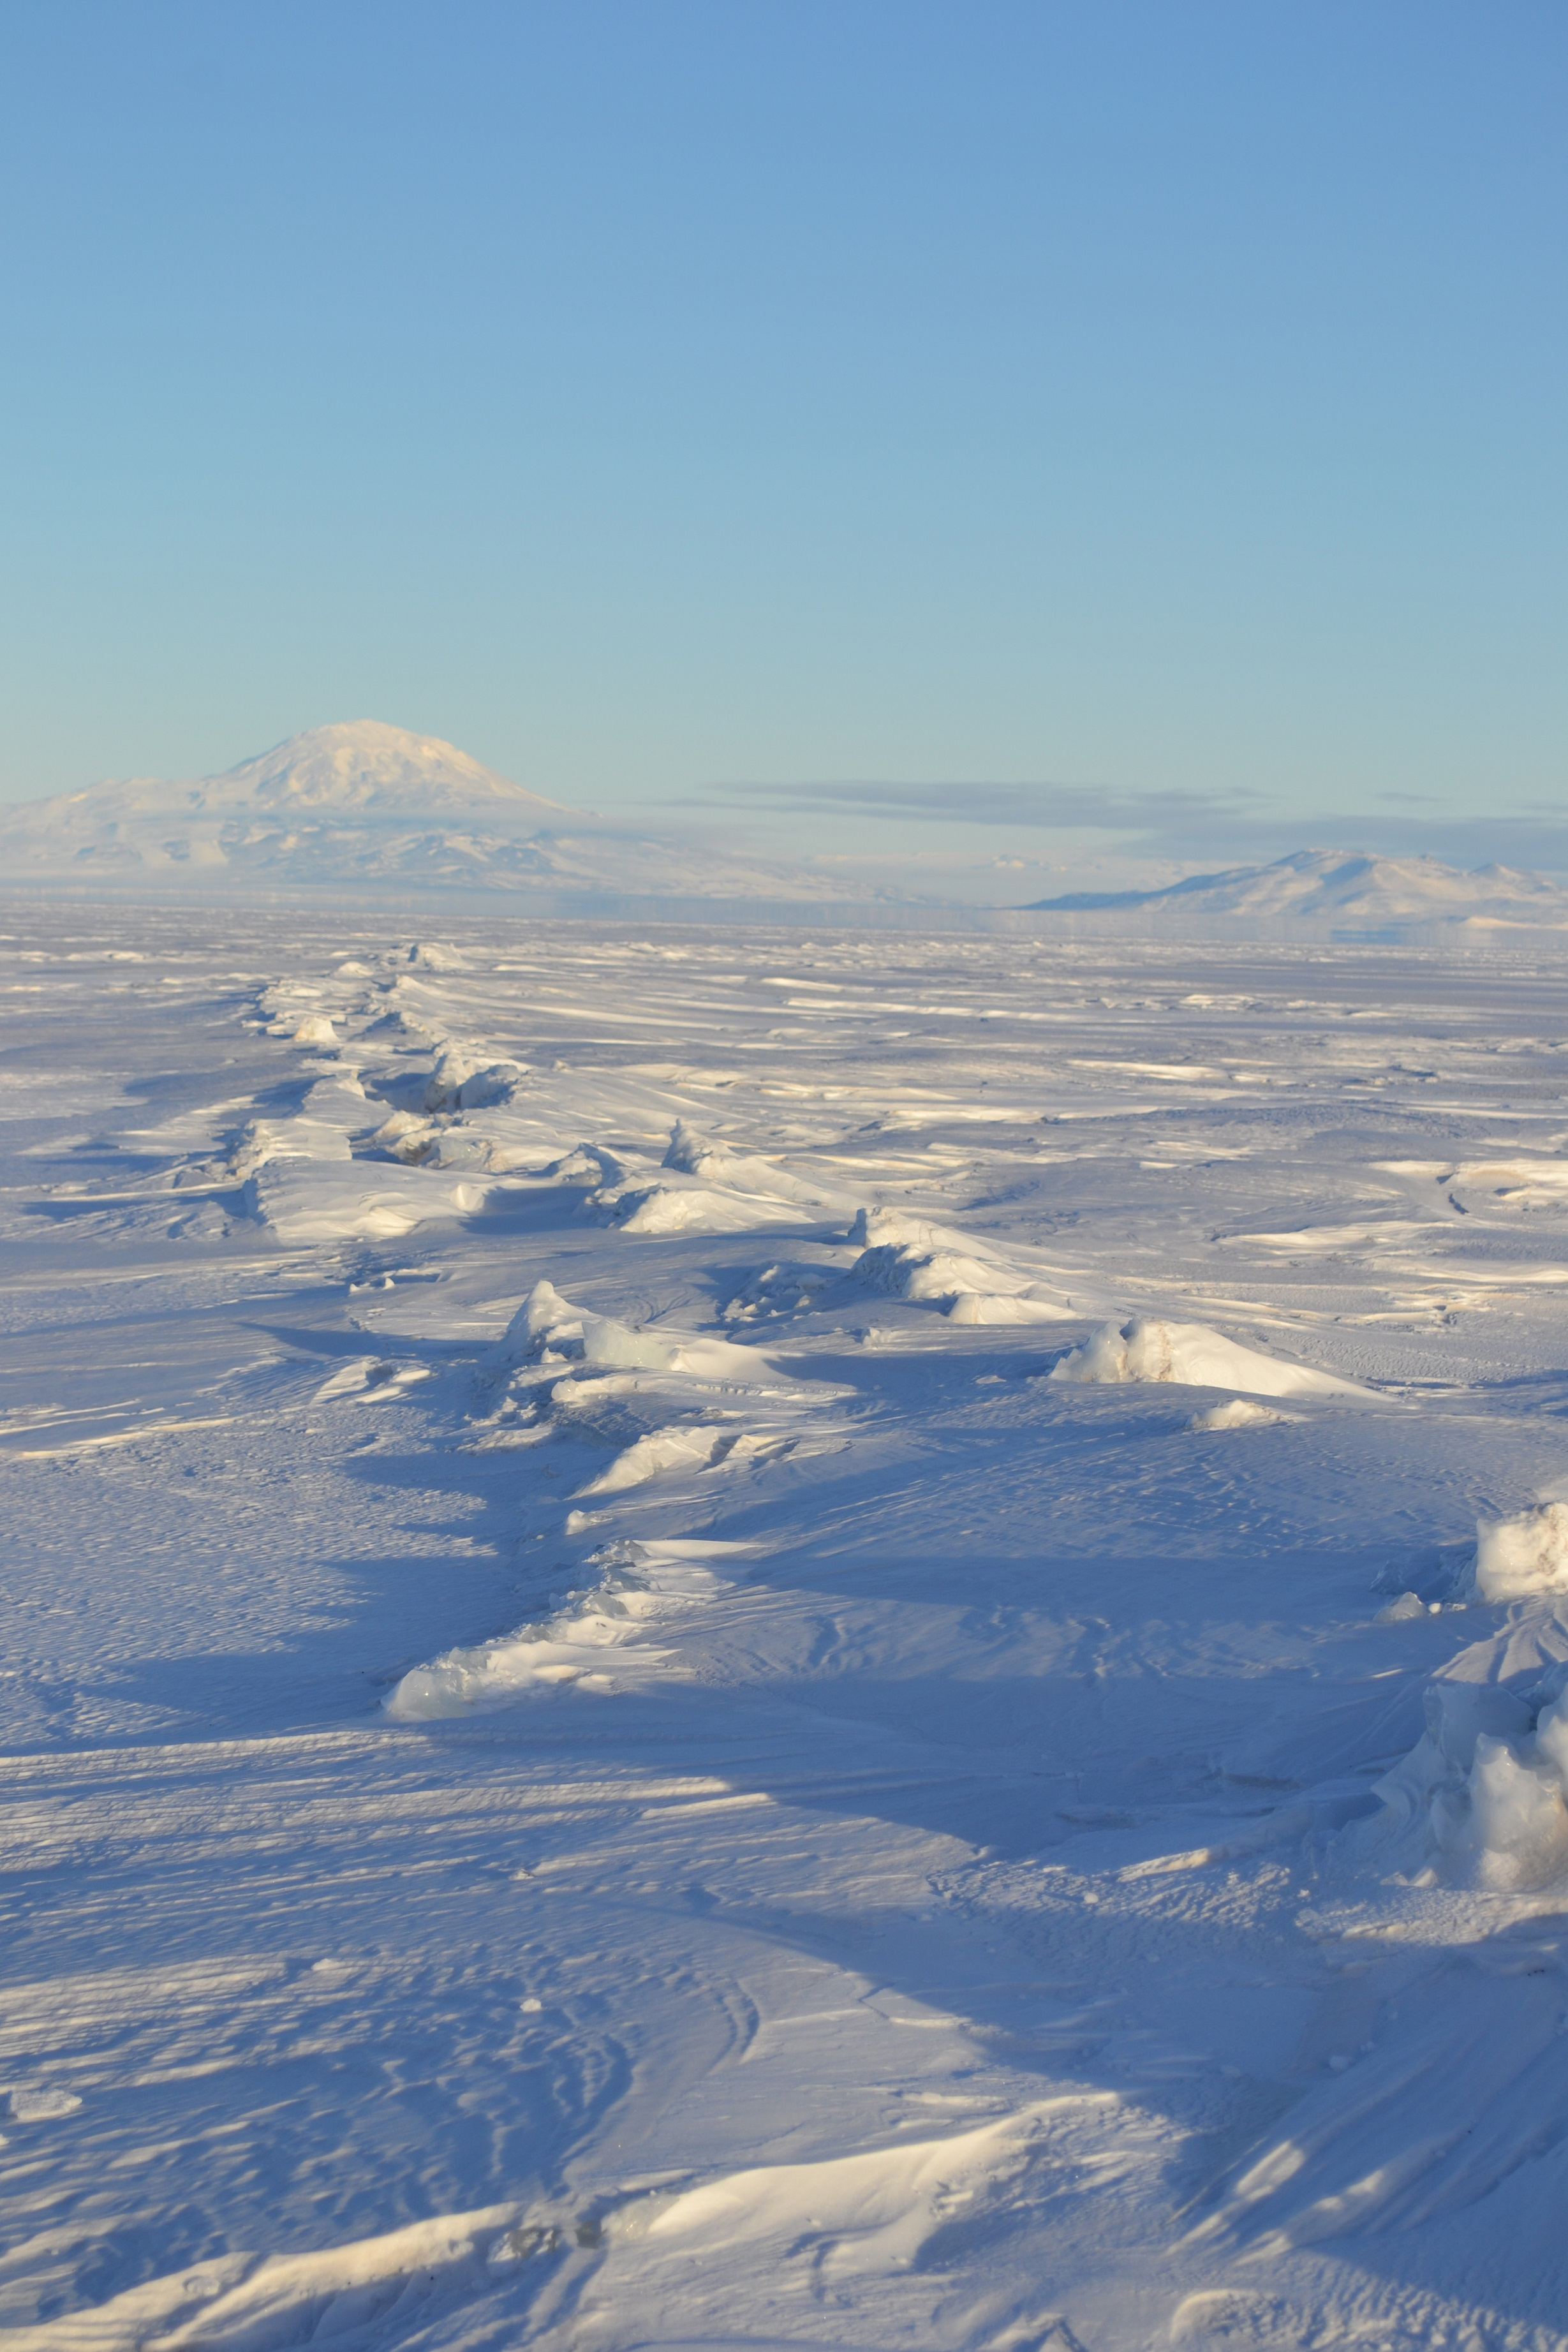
[2, 1, 1564, 871]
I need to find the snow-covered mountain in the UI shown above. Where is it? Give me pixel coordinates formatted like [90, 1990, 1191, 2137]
[1028, 848, 1568, 938]
[0, 720, 861, 906]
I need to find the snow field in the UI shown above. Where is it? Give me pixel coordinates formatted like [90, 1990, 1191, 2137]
[7, 913, 1568, 2348]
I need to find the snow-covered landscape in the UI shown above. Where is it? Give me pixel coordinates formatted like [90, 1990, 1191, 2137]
[8, 883, 1568, 2351]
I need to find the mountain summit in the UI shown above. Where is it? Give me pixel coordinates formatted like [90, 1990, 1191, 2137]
[47, 720, 563, 835]
[182, 720, 566, 822]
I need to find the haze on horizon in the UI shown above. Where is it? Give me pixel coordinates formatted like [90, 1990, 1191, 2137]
[1, 1, 1564, 881]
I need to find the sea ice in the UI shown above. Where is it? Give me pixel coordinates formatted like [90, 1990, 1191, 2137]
[9, 908, 1568, 2352]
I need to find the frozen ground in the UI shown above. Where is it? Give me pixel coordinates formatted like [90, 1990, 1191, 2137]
[4, 907, 1568, 2351]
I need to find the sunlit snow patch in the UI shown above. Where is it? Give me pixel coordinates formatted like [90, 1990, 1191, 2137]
[8, 2088, 83, 2121]
[1050, 1315, 1375, 1401]
[639, 2103, 1053, 2258]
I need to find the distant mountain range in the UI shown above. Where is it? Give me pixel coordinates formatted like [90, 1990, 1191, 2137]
[6, 725, 1568, 940]
[1028, 848, 1568, 939]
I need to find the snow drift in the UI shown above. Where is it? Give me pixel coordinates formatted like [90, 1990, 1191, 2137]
[848, 1207, 1072, 1323]
[1049, 1315, 1375, 1401]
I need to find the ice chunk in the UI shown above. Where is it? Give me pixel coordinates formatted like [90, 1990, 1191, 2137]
[490, 1278, 582, 1368]
[1466, 1734, 1568, 1880]
[292, 1013, 338, 1047]
[456, 1061, 524, 1109]
[1423, 1680, 1532, 1774]
[1050, 1316, 1374, 1401]
[370, 1108, 427, 1147]
[1469, 1501, 1568, 1601]
[370, 1108, 433, 1162]
[423, 1049, 478, 1111]
[1342, 1678, 1568, 1888]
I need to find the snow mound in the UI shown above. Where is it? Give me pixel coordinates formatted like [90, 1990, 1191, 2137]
[946, 1290, 1074, 1326]
[662, 1121, 845, 1208]
[291, 1013, 338, 1047]
[1049, 1316, 1374, 1400]
[1188, 1398, 1289, 1431]
[721, 1262, 836, 1322]
[394, 940, 469, 970]
[609, 1184, 801, 1237]
[847, 1208, 1067, 1319]
[576, 1427, 728, 1495]
[636, 2100, 1054, 2272]
[311, 1357, 431, 1405]
[386, 1542, 747, 1716]
[585, 1123, 848, 1237]
[1467, 1502, 1568, 1601]
[492, 1279, 780, 1384]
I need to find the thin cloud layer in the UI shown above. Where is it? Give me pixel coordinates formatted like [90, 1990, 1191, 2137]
[689, 779, 1258, 830]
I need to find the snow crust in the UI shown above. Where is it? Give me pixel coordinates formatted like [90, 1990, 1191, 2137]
[10, 911, 1568, 2351]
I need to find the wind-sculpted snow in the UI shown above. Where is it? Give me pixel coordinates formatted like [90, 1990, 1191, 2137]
[11, 912, 1568, 2351]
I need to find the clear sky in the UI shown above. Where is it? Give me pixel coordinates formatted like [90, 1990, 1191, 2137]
[2, 1, 1564, 873]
